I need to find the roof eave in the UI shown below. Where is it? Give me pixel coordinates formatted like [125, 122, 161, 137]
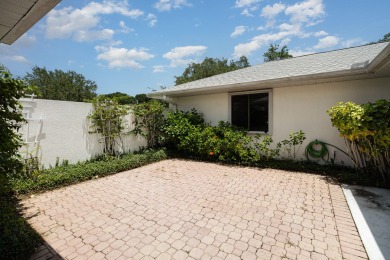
[367, 43, 390, 72]
[1, 0, 61, 45]
[149, 67, 373, 99]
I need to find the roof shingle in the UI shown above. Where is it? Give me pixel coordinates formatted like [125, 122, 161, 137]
[150, 42, 390, 97]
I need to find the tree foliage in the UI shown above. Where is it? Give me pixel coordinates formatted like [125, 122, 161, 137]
[24, 66, 97, 102]
[134, 94, 151, 104]
[263, 44, 293, 62]
[377, 32, 390, 43]
[101, 92, 151, 105]
[88, 96, 129, 156]
[0, 66, 26, 186]
[132, 100, 165, 148]
[175, 56, 250, 85]
[102, 92, 136, 105]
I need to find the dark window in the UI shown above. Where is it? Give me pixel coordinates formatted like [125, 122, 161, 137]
[231, 93, 269, 132]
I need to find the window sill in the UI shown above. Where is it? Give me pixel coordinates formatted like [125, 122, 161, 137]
[247, 131, 271, 135]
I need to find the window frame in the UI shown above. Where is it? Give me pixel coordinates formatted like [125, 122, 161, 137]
[228, 89, 273, 134]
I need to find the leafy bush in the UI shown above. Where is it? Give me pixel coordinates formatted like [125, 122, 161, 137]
[131, 100, 166, 148]
[279, 130, 306, 159]
[328, 100, 390, 184]
[163, 110, 257, 162]
[88, 96, 130, 156]
[0, 196, 42, 260]
[209, 122, 256, 162]
[0, 66, 26, 184]
[162, 109, 205, 151]
[253, 134, 281, 160]
[10, 149, 167, 194]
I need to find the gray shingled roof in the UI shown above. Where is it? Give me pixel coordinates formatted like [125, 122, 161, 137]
[150, 42, 390, 97]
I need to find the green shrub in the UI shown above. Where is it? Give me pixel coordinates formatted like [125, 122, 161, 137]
[131, 100, 166, 148]
[209, 122, 256, 162]
[253, 134, 281, 160]
[10, 149, 167, 194]
[163, 110, 256, 162]
[88, 96, 130, 156]
[279, 130, 306, 159]
[328, 99, 390, 184]
[0, 196, 41, 259]
[163, 109, 205, 152]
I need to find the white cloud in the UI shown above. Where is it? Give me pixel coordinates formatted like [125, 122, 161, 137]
[240, 9, 253, 17]
[0, 34, 36, 64]
[146, 13, 158, 27]
[261, 3, 286, 19]
[342, 39, 364, 48]
[314, 30, 328, 37]
[289, 49, 313, 57]
[154, 0, 191, 12]
[45, 1, 143, 42]
[314, 35, 340, 49]
[153, 65, 165, 73]
[119, 21, 134, 34]
[235, 0, 260, 8]
[95, 46, 154, 69]
[233, 31, 294, 58]
[285, 0, 325, 26]
[231, 26, 247, 38]
[232, 0, 330, 58]
[235, 0, 260, 16]
[163, 45, 207, 67]
[280, 38, 291, 46]
[9, 55, 30, 63]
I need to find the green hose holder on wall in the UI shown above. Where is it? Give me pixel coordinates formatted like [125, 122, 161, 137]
[305, 139, 348, 164]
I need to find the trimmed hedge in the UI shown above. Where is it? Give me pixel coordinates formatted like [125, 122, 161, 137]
[11, 149, 167, 194]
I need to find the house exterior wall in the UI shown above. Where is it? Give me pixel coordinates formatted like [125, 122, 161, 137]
[173, 93, 230, 124]
[19, 99, 146, 167]
[173, 77, 390, 166]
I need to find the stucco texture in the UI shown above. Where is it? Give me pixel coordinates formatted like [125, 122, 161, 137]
[173, 77, 390, 166]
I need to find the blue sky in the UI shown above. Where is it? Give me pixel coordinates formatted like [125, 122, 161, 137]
[1, 0, 389, 96]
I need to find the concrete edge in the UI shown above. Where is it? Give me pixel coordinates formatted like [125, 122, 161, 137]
[342, 185, 385, 260]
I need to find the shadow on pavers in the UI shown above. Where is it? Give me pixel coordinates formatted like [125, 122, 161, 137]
[0, 175, 62, 260]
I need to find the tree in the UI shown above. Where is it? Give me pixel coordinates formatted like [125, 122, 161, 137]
[24, 66, 97, 102]
[175, 56, 250, 85]
[88, 96, 129, 156]
[0, 65, 26, 182]
[132, 100, 165, 148]
[377, 33, 390, 43]
[263, 44, 293, 62]
[135, 94, 151, 104]
[102, 92, 136, 105]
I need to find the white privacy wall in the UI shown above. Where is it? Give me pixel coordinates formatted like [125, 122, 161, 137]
[174, 77, 390, 166]
[19, 99, 146, 167]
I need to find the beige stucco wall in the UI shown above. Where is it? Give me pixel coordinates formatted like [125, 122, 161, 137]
[173, 93, 230, 124]
[174, 77, 390, 166]
[19, 99, 146, 167]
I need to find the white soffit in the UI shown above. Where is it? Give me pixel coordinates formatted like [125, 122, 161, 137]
[0, 0, 61, 45]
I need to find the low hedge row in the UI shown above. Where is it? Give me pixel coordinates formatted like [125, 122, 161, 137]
[11, 149, 167, 194]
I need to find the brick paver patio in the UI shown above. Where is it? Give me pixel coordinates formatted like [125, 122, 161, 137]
[23, 159, 368, 259]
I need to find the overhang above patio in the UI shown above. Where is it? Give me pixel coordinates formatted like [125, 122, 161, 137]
[0, 0, 61, 45]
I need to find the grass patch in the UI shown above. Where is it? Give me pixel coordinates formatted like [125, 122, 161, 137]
[11, 149, 167, 195]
